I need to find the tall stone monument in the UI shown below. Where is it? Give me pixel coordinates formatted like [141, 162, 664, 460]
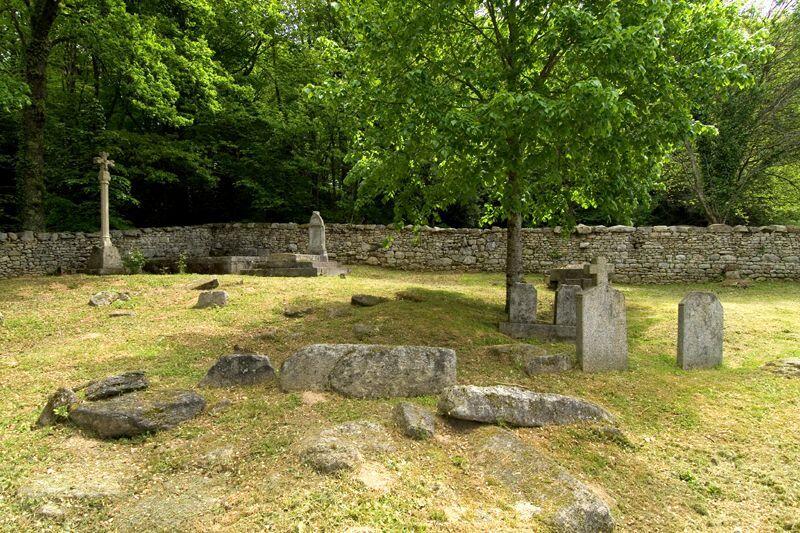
[86, 152, 124, 275]
[308, 211, 328, 260]
[576, 280, 628, 372]
[677, 292, 723, 370]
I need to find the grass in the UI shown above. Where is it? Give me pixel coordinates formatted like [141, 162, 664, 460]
[0, 267, 798, 531]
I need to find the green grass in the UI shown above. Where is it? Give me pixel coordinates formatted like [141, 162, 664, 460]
[0, 267, 798, 531]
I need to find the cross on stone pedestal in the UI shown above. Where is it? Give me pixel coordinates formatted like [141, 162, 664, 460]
[85, 152, 123, 275]
[584, 256, 612, 286]
[93, 152, 115, 248]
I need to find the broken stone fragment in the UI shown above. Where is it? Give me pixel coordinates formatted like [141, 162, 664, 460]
[84, 371, 148, 401]
[35, 387, 79, 428]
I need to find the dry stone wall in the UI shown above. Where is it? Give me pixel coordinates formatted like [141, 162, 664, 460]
[1, 223, 799, 283]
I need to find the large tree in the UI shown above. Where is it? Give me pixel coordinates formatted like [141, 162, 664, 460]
[322, 0, 756, 307]
[3, 0, 227, 230]
[674, 3, 799, 224]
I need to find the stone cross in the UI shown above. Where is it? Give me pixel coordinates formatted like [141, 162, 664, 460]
[93, 152, 115, 248]
[308, 211, 328, 260]
[584, 256, 611, 286]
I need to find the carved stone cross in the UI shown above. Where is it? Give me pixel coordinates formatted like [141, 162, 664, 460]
[585, 256, 612, 286]
[93, 152, 115, 247]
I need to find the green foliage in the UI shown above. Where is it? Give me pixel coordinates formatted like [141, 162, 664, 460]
[123, 249, 146, 274]
[665, 6, 800, 224]
[319, 0, 757, 229]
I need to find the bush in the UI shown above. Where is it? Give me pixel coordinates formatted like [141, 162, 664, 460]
[122, 249, 146, 274]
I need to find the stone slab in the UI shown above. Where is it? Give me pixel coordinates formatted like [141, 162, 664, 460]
[677, 292, 723, 370]
[508, 282, 537, 324]
[500, 322, 576, 341]
[576, 284, 628, 372]
[555, 284, 581, 327]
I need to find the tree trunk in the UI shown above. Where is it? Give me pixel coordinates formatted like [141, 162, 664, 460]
[505, 170, 523, 313]
[16, 0, 60, 231]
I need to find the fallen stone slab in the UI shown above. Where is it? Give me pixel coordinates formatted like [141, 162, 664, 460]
[35, 388, 79, 427]
[487, 344, 574, 375]
[195, 290, 228, 309]
[199, 353, 275, 387]
[351, 294, 389, 307]
[70, 389, 205, 438]
[280, 344, 457, 398]
[763, 358, 800, 378]
[471, 427, 614, 532]
[85, 371, 148, 400]
[108, 310, 136, 318]
[299, 420, 394, 474]
[190, 278, 219, 290]
[393, 402, 435, 440]
[438, 385, 613, 427]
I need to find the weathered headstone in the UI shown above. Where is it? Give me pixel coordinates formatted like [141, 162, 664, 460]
[85, 152, 124, 275]
[576, 284, 628, 372]
[308, 211, 328, 260]
[554, 284, 581, 327]
[677, 292, 723, 370]
[508, 282, 537, 324]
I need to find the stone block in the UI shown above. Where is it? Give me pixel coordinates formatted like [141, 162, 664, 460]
[508, 282, 536, 324]
[555, 284, 581, 327]
[677, 292, 723, 370]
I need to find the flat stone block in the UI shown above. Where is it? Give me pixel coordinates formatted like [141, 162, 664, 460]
[499, 322, 576, 341]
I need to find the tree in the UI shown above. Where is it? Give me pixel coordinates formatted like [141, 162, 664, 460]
[2, 0, 227, 230]
[673, 4, 799, 224]
[320, 0, 756, 308]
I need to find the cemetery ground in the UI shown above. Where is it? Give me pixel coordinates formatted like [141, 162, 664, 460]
[0, 268, 798, 532]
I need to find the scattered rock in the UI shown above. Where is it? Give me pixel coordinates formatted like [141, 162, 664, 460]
[763, 358, 800, 378]
[208, 399, 233, 415]
[85, 371, 148, 400]
[327, 306, 352, 318]
[438, 385, 613, 427]
[35, 387, 79, 428]
[191, 278, 219, 290]
[299, 420, 394, 474]
[200, 446, 236, 470]
[88, 291, 129, 307]
[351, 294, 389, 307]
[393, 402, 435, 440]
[113, 474, 224, 531]
[301, 391, 328, 406]
[70, 389, 205, 438]
[108, 310, 136, 318]
[353, 323, 379, 340]
[199, 353, 275, 387]
[195, 290, 228, 309]
[284, 305, 313, 318]
[396, 290, 426, 302]
[35, 503, 65, 520]
[487, 344, 574, 375]
[472, 427, 614, 532]
[280, 344, 457, 399]
[355, 462, 396, 493]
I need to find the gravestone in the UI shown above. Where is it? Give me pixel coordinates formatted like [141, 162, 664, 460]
[508, 282, 537, 324]
[308, 211, 328, 260]
[555, 284, 581, 327]
[584, 256, 612, 286]
[677, 292, 723, 370]
[576, 284, 628, 372]
[85, 152, 124, 275]
[548, 256, 614, 290]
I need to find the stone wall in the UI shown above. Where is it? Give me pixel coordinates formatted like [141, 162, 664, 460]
[1, 223, 799, 283]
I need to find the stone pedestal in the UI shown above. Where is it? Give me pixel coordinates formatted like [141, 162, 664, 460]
[86, 243, 124, 275]
[244, 253, 347, 277]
